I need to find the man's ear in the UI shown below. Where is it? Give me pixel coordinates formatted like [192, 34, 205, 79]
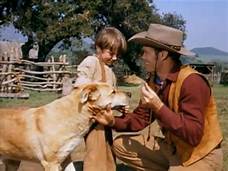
[159, 50, 169, 61]
[80, 85, 100, 103]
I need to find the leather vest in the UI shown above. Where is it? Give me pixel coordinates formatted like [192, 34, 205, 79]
[167, 65, 223, 166]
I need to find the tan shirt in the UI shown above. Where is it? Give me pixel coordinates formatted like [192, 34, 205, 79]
[74, 55, 116, 87]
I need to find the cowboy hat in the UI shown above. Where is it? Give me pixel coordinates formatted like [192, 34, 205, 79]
[129, 24, 195, 57]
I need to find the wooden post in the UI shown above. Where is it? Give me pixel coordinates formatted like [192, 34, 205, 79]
[212, 66, 215, 85]
[51, 56, 56, 90]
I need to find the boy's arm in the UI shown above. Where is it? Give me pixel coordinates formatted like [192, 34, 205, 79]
[89, 103, 151, 132]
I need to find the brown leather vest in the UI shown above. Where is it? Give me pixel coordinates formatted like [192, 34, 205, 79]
[167, 65, 223, 166]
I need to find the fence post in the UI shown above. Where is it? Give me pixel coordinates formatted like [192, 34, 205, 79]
[51, 56, 57, 90]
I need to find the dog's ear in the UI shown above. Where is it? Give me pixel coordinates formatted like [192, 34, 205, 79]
[80, 84, 100, 103]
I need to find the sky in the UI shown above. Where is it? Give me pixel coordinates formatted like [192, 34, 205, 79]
[0, 0, 228, 52]
[0, 23, 27, 43]
[153, 0, 228, 52]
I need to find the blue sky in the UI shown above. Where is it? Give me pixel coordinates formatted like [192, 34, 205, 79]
[1, 0, 227, 52]
[0, 23, 27, 42]
[154, 0, 228, 52]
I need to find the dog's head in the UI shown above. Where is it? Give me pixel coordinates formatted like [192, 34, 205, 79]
[77, 83, 130, 111]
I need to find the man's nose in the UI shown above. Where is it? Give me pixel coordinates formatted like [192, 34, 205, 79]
[141, 54, 146, 60]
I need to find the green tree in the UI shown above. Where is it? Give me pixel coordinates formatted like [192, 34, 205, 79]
[0, 0, 186, 74]
[1, 0, 97, 60]
[161, 12, 187, 41]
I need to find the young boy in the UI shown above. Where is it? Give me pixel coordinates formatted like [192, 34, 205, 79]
[74, 27, 127, 171]
[74, 27, 126, 87]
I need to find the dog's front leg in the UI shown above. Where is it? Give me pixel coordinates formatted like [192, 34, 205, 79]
[2, 159, 20, 171]
[41, 160, 62, 171]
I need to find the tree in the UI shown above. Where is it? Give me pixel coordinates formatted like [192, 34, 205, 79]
[0, 0, 186, 74]
[161, 12, 187, 42]
[1, 0, 97, 60]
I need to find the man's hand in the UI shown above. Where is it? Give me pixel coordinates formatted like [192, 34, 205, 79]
[141, 82, 164, 113]
[88, 104, 115, 127]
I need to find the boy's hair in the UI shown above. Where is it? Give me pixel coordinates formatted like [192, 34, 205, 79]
[95, 27, 127, 56]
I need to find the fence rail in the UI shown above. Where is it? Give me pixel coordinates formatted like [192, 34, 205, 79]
[0, 55, 76, 98]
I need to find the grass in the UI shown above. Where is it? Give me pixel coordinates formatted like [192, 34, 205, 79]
[0, 84, 227, 170]
[213, 84, 228, 170]
[0, 90, 61, 108]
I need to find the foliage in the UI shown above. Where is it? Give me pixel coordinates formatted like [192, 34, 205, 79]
[0, 0, 186, 74]
[161, 12, 186, 40]
[213, 84, 228, 170]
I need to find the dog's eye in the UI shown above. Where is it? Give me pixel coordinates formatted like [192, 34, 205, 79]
[112, 89, 116, 94]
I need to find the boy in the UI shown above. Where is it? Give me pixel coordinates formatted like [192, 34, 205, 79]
[74, 27, 127, 171]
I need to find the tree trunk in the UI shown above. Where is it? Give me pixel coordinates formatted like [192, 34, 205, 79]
[21, 34, 33, 60]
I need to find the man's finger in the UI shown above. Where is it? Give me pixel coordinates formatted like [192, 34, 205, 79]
[141, 85, 150, 98]
[144, 82, 152, 92]
[145, 83, 156, 94]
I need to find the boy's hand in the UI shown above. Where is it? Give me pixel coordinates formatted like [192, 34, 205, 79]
[140, 82, 164, 113]
[88, 104, 115, 127]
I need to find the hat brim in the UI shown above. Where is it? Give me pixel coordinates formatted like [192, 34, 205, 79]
[129, 32, 195, 57]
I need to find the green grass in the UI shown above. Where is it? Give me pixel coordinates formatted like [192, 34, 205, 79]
[0, 90, 61, 108]
[213, 84, 228, 170]
[0, 84, 227, 170]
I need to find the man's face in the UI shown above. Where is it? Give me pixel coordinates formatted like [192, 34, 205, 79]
[140, 46, 158, 72]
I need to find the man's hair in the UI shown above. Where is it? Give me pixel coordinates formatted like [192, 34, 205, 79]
[168, 51, 181, 63]
[154, 47, 181, 63]
[95, 27, 127, 56]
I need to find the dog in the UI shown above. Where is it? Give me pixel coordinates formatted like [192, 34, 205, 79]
[0, 83, 130, 171]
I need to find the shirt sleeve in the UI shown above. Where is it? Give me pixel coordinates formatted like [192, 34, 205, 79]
[74, 56, 97, 86]
[155, 74, 210, 146]
[113, 103, 151, 132]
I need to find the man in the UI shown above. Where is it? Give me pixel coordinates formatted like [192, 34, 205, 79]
[90, 24, 223, 170]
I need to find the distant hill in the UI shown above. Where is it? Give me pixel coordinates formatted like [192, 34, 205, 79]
[191, 47, 228, 62]
[192, 47, 228, 56]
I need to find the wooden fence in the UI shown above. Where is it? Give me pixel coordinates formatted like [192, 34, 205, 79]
[0, 55, 76, 98]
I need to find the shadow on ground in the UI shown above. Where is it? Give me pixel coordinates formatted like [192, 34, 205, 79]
[73, 161, 134, 171]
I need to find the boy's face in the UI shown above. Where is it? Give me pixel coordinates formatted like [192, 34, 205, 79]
[99, 49, 118, 65]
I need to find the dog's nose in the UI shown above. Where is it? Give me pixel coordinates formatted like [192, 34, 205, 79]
[125, 91, 132, 98]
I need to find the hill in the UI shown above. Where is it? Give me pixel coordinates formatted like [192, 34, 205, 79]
[191, 47, 228, 62]
[192, 47, 228, 56]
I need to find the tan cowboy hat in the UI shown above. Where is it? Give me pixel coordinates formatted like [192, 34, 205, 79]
[129, 24, 195, 57]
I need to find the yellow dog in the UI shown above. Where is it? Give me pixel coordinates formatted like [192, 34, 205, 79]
[0, 83, 130, 171]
